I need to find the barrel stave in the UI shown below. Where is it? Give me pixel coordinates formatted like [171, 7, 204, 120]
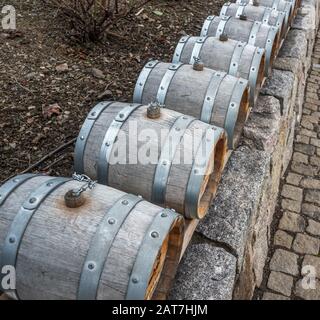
[235, 0, 294, 26]
[221, 3, 287, 38]
[0, 175, 184, 300]
[173, 36, 265, 106]
[134, 62, 249, 149]
[201, 15, 279, 75]
[77, 102, 227, 219]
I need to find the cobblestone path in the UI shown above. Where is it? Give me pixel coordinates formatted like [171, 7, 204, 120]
[259, 33, 320, 300]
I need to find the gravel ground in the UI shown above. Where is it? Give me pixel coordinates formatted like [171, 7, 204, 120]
[0, 0, 225, 183]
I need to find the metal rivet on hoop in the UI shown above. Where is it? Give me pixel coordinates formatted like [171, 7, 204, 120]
[151, 231, 159, 238]
[132, 277, 139, 284]
[87, 262, 96, 270]
[9, 236, 16, 244]
[108, 218, 116, 225]
[29, 197, 37, 204]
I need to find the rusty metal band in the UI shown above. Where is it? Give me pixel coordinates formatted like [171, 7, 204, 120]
[184, 126, 224, 219]
[172, 36, 191, 63]
[189, 37, 206, 64]
[126, 208, 180, 300]
[78, 194, 143, 300]
[0, 177, 70, 300]
[229, 41, 246, 76]
[133, 60, 160, 103]
[200, 15, 215, 37]
[156, 63, 183, 105]
[97, 104, 142, 185]
[201, 71, 227, 124]
[152, 115, 195, 206]
[74, 101, 115, 174]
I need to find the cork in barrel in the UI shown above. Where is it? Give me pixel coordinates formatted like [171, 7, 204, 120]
[172, 36, 265, 106]
[200, 15, 280, 75]
[0, 174, 184, 300]
[74, 102, 228, 219]
[220, 2, 287, 39]
[133, 61, 250, 149]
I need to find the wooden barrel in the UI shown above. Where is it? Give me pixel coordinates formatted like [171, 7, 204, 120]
[0, 174, 184, 300]
[235, 0, 295, 25]
[200, 15, 280, 75]
[220, 2, 287, 39]
[172, 36, 266, 106]
[133, 61, 250, 149]
[74, 102, 228, 219]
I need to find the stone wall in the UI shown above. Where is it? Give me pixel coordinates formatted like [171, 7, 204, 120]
[170, 0, 320, 300]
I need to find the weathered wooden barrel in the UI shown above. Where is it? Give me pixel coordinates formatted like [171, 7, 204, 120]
[220, 2, 287, 39]
[235, 0, 295, 25]
[172, 36, 265, 105]
[133, 61, 250, 149]
[74, 101, 228, 219]
[200, 15, 280, 75]
[0, 174, 184, 300]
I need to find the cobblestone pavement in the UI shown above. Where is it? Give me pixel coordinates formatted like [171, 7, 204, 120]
[259, 33, 320, 300]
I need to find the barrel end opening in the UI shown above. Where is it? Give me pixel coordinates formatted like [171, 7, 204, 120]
[267, 29, 280, 76]
[152, 215, 184, 300]
[232, 86, 250, 149]
[196, 132, 228, 220]
[288, 6, 294, 27]
[253, 51, 266, 105]
[279, 18, 287, 40]
[144, 234, 170, 300]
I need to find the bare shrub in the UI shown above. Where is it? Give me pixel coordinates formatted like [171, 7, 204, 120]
[45, 0, 152, 42]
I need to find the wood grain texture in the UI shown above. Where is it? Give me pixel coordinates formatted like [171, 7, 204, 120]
[238, 0, 294, 25]
[205, 16, 280, 70]
[140, 63, 249, 148]
[80, 102, 227, 219]
[223, 3, 287, 38]
[176, 36, 266, 105]
[0, 176, 184, 300]
[179, 149, 232, 259]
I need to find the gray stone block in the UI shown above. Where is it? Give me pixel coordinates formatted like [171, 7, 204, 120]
[243, 96, 281, 153]
[197, 146, 270, 261]
[292, 2, 317, 34]
[278, 29, 308, 61]
[260, 69, 295, 116]
[283, 113, 297, 175]
[169, 242, 237, 300]
[292, 1, 318, 64]
[274, 57, 303, 74]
